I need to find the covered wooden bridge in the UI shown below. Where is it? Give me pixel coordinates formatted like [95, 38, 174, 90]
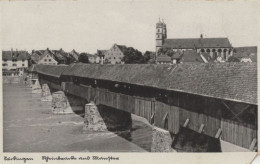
[30, 62, 257, 151]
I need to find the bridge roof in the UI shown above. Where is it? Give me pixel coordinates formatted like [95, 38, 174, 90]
[61, 63, 257, 105]
[36, 64, 68, 78]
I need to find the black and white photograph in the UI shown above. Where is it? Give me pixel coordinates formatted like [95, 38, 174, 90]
[1, 0, 259, 162]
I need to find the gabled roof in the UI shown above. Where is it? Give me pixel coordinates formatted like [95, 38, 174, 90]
[60, 63, 257, 105]
[36, 64, 68, 78]
[2, 50, 30, 60]
[70, 49, 79, 60]
[181, 50, 204, 63]
[163, 38, 232, 49]
[116, 44, 128, 54]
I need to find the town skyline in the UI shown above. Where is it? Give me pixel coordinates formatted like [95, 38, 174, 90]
[1, 0, 258, 54]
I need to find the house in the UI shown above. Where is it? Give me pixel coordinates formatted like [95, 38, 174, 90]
[157, 50, 213, 64]
[156, 19, 233, 61]
[97, 49, 107, 64]
[157, 55, 172, 64]
[31, 49, 58, 65]
[171, 50, 183, 63]
[233, 46, 257, 62]
[87, 54, 101, 64]
[103, 44, 127, 64]
[70, 49, 80, 61]
[2, 49, 30, 76]
[51, 49, 67, 64]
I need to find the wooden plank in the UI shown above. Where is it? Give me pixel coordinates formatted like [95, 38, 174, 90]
[215, 128, 222, 138]
[183, 118, 190, 127]
[249, 138, 257, 151]
[198, 124, 205, 133]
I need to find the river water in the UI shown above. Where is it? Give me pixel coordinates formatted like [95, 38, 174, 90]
[3, 84, 153, 152]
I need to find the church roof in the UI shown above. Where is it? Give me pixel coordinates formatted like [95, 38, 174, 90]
[163, 38, 232, 49]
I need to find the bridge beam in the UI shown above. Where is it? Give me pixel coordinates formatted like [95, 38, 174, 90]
[151, 126, 175, 152]
[41, 84, 52, 102]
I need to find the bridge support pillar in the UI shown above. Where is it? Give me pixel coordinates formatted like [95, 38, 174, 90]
[51, 91, 74, 114]
[83, 103, 132, 132]
[41, 84, 52, 101]
[151, 126, 175, 152]
[32, 79, 42, 94]
[83, 102, 107, 132]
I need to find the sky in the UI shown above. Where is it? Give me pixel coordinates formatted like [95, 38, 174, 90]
[1, 0, 259, 54]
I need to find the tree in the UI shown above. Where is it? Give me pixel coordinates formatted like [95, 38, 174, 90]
[143, 51, 155, 63]
[78, 53, 90, 63]
[122, 47, 144, 64]
[227, 56, 240, 62]
[157, 47, 174, 57]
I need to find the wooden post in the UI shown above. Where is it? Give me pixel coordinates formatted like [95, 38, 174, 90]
[249, 138, 257, 151]
[150, 112, 155, 125]
[183, 118, 190, 127]
[215, 128, 222, 138]
[198, 124, 205, 133]
[163, 113, 169, 130]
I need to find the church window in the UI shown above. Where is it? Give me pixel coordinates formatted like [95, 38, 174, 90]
[201, 49, 205, 53]
[207, 49, 210, 53]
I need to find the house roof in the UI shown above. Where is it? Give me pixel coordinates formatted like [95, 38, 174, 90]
[70, 49, 79, 60]
[233, 46, 257, 62]
[59, 63, 257, 105]
[97, 50, 107, 57]
[116, 44, 128, 54]
[171, 50, 183, 59]
[157, 55, 172, 62]
[181, 50, 204, 63]
[234, 46, 257, 54]
[36, 64, 68, 78]
[2, 50, 30, 60]
[163, 38, 232, 49]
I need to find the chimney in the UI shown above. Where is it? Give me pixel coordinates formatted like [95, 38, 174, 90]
[200, 34, 203, 39]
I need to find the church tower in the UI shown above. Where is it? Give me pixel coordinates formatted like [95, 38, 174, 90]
[156, 19, 167, 58]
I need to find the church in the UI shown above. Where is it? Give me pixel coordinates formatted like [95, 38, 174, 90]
[156, 19, 234, 63]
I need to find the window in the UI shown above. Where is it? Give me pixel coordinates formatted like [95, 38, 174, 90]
[44, 59, 47, 62]
[22, 64, 24, 66]
[13, 64, 17, 66]
[22, 60, 25, 62]
[49, 59, 51, 62]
